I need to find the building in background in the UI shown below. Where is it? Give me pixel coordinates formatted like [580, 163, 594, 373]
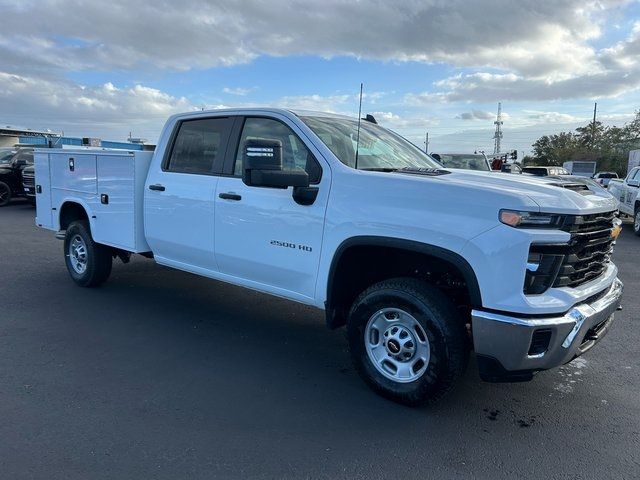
[1, 126, 154, 151]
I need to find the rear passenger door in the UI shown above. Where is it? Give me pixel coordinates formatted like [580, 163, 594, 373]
[144, 116, 233, 272]
[214, 115, 329, 301]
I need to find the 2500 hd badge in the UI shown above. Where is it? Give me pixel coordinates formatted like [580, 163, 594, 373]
[270, 240, 313, 252]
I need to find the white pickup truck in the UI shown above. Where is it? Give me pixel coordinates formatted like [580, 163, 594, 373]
[34, 108, 623, 405]
[608, 166, 640, 235]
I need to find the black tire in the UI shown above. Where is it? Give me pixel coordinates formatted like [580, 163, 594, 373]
[634, 208, 640, 237]
[0, 181, 11, 207]
[347, 278, 468, 406]
[64, 220, 112, 287]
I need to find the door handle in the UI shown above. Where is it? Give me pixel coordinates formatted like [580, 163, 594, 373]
[148, 184, 165, 191]
[219, 192, 242, 201]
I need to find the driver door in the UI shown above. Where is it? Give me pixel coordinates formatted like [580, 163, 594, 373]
[214, 116, 329, 300]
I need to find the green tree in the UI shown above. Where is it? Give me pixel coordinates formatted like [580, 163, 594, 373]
[530, 111, 639, 175]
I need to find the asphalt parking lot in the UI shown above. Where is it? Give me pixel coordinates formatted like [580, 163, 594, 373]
[1, 201, 639, 479]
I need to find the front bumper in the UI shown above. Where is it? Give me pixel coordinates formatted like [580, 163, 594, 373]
[22, 182, 35, 198]
[472, 278, 623, 382]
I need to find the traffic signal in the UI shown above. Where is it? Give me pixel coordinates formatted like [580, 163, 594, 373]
[510, 150, 518, 160]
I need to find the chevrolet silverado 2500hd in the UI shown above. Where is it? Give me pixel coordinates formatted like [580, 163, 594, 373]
[34, 109, 623, 405]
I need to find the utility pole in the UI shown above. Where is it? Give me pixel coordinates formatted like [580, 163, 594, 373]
[493, 102, 503, 155]
[592, 102, 597, 146]
[424, 132, 429, 153]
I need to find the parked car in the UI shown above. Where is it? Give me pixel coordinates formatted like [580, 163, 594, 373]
[522, 166, 570, 176]
[593, 171, 618, 187]
[21, 164, 35, 205]
[431, 153, 491, 172]
[608, 167, 640, 234]
[0, 147, 34, 206]
[34, 108, 623, 405]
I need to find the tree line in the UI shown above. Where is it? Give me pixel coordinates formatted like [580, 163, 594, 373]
[523, 110, 640, 175]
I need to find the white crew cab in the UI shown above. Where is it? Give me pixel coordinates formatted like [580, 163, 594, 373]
[34, 109, 623, 405]
[608, 166, 640, 235]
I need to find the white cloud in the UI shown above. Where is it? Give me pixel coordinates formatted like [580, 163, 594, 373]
[0, 0, 628, 79]
[222, 86, 258, 96]
[405, 20, 640, 104]
[369, 111, 439, 130]
[522, 110, 584, 124]
[273, 94, 353, 113]
[0, 72, 195, 139]
[455, 110, 495, 121]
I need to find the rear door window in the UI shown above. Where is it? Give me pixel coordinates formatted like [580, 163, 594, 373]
[165, 117, 232, 174]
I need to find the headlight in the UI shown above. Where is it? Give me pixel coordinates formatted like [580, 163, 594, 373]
[499, 210, 564, 228]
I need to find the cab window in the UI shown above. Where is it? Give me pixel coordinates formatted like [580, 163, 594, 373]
[166, 117, 231, 174]
[233, 117, 321, 184]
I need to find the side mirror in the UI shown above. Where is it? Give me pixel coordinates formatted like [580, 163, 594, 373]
[242, 139, 309, 189]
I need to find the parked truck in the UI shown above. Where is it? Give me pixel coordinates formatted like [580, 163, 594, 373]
[608, 165, 640, 235]
[34, 108, 623, 405]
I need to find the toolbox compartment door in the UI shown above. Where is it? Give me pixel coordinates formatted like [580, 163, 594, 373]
[50, 152, 97, 194]
[92, 154, 136, 251]
[34, 151, 53, 229]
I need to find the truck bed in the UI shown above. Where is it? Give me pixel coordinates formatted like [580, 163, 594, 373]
[34, 149, 154, 253]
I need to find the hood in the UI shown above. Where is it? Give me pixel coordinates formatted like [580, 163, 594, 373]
[396, 168, 618, 215]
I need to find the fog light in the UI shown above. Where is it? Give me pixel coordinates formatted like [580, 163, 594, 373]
[528, 329, 552, 356]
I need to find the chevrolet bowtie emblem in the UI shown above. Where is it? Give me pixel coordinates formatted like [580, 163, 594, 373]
[611, 224, 622, 240]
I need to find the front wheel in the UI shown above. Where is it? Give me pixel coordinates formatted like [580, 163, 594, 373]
[347, 278, 468, 406]
[634, 209, 640, 236]
[64, 220, 113, 287]
[0, 181, 11, 207]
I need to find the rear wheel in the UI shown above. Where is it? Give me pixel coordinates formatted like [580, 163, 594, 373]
[0, 182, 11, 207]
[347, 278, 468, 406]
[634, 209, 640, 236]
[64, 220, 112, 287]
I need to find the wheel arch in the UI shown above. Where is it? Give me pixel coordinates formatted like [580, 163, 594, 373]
[58, 199, 91, 231]
[325, 236, 482, 329]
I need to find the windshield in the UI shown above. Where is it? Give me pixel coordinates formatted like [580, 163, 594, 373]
[0, 149, 16, 165]
[433, 154, 489, 172]
[300, 116, 441, 170]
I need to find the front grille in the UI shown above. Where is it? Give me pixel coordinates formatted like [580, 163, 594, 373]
[22, 175, 35, 187]
[553, 211, 616, 288]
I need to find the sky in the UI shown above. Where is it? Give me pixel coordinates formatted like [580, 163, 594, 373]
[1, 0, 640, 155]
